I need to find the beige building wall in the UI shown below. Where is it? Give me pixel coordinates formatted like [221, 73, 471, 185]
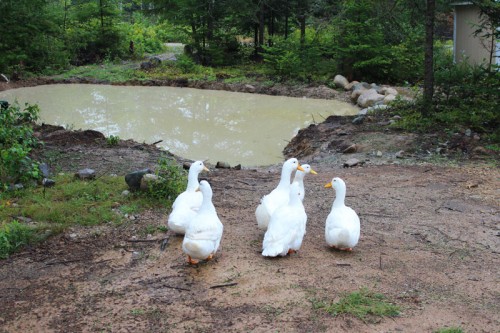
[453, 3, 496, 65]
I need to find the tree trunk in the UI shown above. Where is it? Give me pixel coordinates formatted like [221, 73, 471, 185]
[423, 0, 435, 115]
[298, 0, 306, 47]
[258, 2, 265, 53]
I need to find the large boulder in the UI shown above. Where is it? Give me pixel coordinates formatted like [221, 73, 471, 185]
[357, 89, 385, 108]
[333, 75, 349, 90]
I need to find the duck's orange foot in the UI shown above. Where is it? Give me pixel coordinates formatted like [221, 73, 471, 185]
[339, 247, 353, 252]
[206, 253, 214, 261]
[187, 255, 199, 265]
[287, 249, 297, 255]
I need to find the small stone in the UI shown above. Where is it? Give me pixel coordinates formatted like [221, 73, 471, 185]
[395, 150, 405, 158]
[125, 168, 152, 191]
[343, 158, 360, 168]
[121, 190, 130, 196]
[376, 151, 383, 157]
[342, 144, 358, 154]
[69, 233, 77, 239]
[465, 129, 472, 137]
[216, 161, 231, 169]
[140, 173, 160, 190]
[75, 168, 96, 180]
[352, 116, 364, 125]
[233, 164, 242, 170]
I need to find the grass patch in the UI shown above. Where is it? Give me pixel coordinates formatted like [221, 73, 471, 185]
[52, 62, 146, 83]
[0, 172, 174, 259]
[313, 288, 400, 323]
[0, 220, 35, 259]
[434, 328, 464, 333]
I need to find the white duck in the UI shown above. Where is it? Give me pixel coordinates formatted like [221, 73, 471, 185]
[182, 180, 223, 264]
[167, 160, 209, 235]
[324, 177, 360, 251]
[256, 158, 304, 231]
[262, 182, 307, 257]
[292, 164, 317, 201]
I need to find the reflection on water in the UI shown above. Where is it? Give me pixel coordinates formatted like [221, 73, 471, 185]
[0, 84, 358, 166]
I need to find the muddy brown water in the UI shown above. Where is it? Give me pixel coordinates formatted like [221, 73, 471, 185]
[0, 84, 358, 167]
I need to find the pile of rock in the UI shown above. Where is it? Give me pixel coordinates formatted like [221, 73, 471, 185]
[333, 74, 410, 123]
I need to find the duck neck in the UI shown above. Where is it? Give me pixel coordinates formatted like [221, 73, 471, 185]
[333, 187, 346, 208]
[186, 169, 200, 191]
[278, 167, 293, 189]
[199, 193, 215, 213]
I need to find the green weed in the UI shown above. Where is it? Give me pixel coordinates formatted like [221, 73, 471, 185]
[0, 220, 35, 259]
[315, 288, 400, 323]
[434, 327, 464, 333]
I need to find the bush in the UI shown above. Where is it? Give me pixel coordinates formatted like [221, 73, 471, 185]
[0, 220, 34, 259]
[146, 156, 187, 204]
[0, 103, 42, 188]
[392, 62, 499, 143]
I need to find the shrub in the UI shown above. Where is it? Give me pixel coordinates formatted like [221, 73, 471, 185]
[146, 156, 187, 204]
[0, 220, 34, 259]
[0, 103, 42, 188]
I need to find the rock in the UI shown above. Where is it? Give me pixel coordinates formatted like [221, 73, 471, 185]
[121, 190, 130, 196]
[383, 94, 397, 104]
[472, 146, 490, 156]
[75, 168, 96, 180]
[358, 108, 369, 116]
[343, 158, 360, 168]
[233, 164, 242, 170]
[352, 116, 364, 125]
[333, 75, 349, 89]
[125, 168, 153, 191]
[395, 150, 405, 158]
[216, 161, 231, 169]
[244, 84, 256, 93]
[376, 151, 383, 157]
[342, 144, 358, 154]
[345, 80, 359, 91]
[357, 89, 385, 108]
[380, 87, 398, 96]
[465, 129, 472, 137]
[140, 173, 161, 190]
[9, 184, 24, 191]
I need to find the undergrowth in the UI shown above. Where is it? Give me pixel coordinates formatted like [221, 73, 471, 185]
[0, 156, 186, 259]
[311, 288, 400, 323]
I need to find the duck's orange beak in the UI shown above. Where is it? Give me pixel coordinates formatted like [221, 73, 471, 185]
[297, 164, 305, 172]
[310, 168, 318, 175]
[324, 182, 332, 188]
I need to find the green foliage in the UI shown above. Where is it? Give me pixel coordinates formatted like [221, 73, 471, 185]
[106, 135, 120, 146]
[263, 31, 335, 81]
[0, 220, 34, 259]
[332, 0, 393, 82]
[392, 61, 499, 143]
[315, 288, 400, 323]
[146, 156, 187, 205]
[434, 327, 464, 333]
[0, 103, 42, 188]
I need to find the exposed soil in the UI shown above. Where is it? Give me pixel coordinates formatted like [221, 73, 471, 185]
[0, 80, 499, 333]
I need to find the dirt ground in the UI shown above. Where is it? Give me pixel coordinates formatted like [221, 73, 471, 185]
[1, 82, 499, 333]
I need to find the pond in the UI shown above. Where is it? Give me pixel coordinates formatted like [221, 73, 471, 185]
[0, 84, 358, 166]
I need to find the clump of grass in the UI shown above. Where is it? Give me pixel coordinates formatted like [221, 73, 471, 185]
[0, 220, 35, 259]
[314, 288, 400, 323]
[146, 156, 187, 205]
[434, 327, 464, 333]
